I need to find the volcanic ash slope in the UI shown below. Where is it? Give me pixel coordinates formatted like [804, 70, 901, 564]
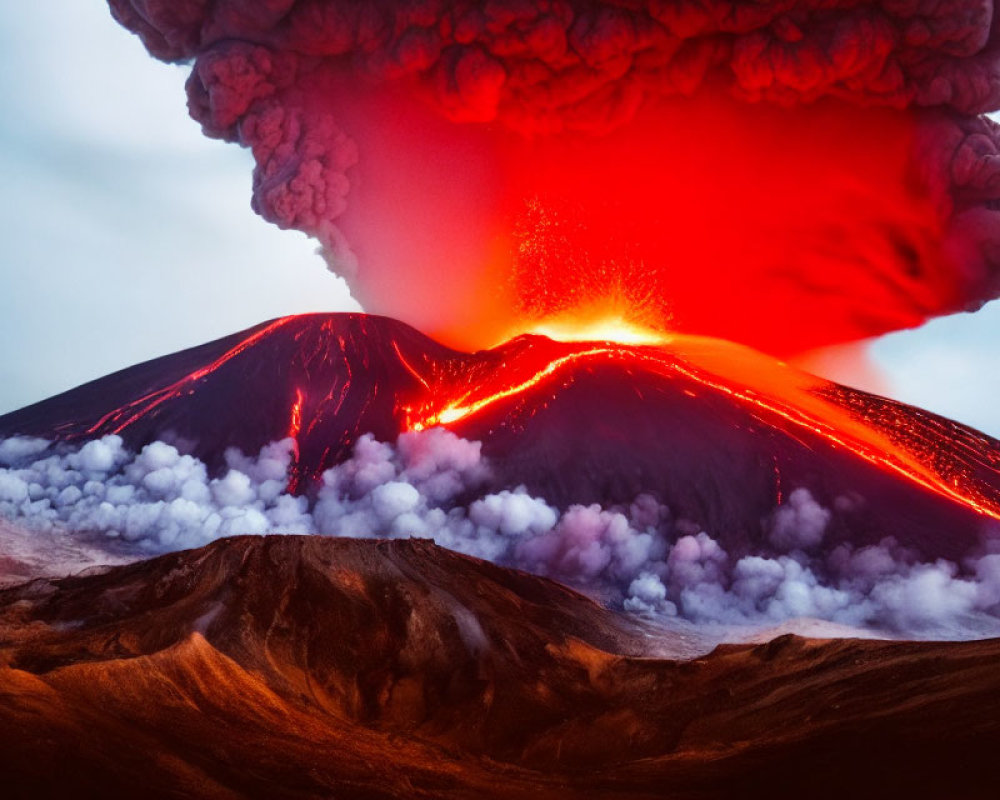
[1, 535, 1000, 799]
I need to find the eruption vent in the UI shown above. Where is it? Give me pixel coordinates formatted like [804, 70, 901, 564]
[109, 0, 1000, 354]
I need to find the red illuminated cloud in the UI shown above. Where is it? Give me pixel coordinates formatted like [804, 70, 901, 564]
[109, 0, 1000, 355]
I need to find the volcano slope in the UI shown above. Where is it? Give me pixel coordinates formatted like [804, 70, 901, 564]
[1, 535, 999, 799]
[2, 312, 1000, 560]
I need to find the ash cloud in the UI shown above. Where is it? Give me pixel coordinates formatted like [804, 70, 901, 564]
[111, 1, 1000, 117]
[4, 430, 1000, 638]
[105, 0, 1000, 352]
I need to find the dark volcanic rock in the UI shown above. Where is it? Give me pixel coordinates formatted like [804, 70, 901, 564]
[1, 535, 1000, 798]
[0, 314, 452, 475]
[2, 312, 1000, 557]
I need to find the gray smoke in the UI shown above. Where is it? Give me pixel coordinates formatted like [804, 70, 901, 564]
[2, 430, 1000, 638]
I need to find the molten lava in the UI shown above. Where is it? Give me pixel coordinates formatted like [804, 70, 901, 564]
[287, 388, 305, 443]
[525, 313, 667, 347]
[409, 346, 622, 430]
[401, 329, 1000, 523]
[286, 387, 306, 493]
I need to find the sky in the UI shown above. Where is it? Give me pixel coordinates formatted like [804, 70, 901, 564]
[0, 2, 999, 437]
[0, 2, 359, 416]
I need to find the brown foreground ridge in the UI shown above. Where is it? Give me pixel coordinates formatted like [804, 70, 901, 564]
[1, 535, 999, 799]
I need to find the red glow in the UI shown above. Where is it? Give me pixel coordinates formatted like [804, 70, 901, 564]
[408, 346, 620, 430]
[392, 340, 430, 390]
[336, 89, 952, 357]
[288, 388, 305, 442]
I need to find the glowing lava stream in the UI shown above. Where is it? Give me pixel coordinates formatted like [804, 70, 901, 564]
[403, 333, 1000, 523]
[410, 346, 621, 428]
[286, 387, 306, 494]
[409, 317, 671, 427]
[288, 388, 305, 442]
[84, 317, 299, 436]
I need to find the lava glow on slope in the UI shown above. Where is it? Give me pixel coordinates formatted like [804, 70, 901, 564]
[82, 317, 299, 437]
[409, 346, 621, 428]
[286, 387, 306, 493]
[400, 329, 1000, 523]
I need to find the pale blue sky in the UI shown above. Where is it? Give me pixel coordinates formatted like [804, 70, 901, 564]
[0, 2, 358, 416]
[1, 2, 998, 437]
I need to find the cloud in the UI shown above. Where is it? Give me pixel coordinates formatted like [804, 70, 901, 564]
[769, 487, 832, 551]
[3, 431, 1000, 638]
[95, 1, 1000, 356]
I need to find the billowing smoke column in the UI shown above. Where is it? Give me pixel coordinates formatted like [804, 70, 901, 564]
[109, 0, 1000, 355]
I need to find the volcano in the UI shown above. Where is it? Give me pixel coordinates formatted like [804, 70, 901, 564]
[3, 313, 1000, 561]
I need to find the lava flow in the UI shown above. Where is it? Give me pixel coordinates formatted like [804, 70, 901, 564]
[80, 317, 299, 437]
[407, 345, 624, 429]
[401, 326, 1000, 524]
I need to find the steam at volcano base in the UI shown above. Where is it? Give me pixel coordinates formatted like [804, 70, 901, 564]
[111, 0, 1000, 358]
[6, 425, 1000, 636]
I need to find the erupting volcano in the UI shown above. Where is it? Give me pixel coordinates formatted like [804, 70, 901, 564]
[5, 311, 1000, 634]
[6, 0, 1000, 797]
[4, 313, 1000, 531]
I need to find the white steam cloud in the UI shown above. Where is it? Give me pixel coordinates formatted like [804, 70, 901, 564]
[2, 431, 1000, 638]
